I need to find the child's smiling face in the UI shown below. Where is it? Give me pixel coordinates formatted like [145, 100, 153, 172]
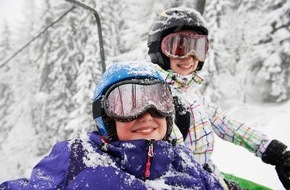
[115, 112, 167, 141]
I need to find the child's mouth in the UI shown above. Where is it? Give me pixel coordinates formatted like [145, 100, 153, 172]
[134, 127, 156, 134]
[178, 64, 192, 69]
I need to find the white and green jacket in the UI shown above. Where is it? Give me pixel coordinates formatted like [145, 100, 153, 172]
[155, 64, 271, 188]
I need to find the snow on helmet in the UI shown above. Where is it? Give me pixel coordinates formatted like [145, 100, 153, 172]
[147, 7, 208, 71]
[92, 61, 173, 141]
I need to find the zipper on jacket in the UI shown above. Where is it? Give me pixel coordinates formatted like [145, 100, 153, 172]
[144, 139, 155, 179]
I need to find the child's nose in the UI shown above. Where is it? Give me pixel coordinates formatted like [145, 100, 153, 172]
[186, 55, 197, 61]
[138, 112, 153, 122]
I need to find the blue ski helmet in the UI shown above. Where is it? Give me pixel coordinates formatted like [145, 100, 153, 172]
[92, 61, 173, 140]
[147, 7, 208, 71]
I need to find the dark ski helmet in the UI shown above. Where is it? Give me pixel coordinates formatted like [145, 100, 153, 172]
[147, 7, 208, 71]
[92, 61, 174, 141]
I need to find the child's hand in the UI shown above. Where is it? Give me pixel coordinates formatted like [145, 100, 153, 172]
[262, 140, 290, 189]
[275, 150, 290, 189]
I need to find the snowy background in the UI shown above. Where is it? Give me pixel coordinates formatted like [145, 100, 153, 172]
[0, 0, 289, 189]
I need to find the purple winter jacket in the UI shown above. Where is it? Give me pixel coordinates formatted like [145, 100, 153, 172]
[0, 132, 224, 190]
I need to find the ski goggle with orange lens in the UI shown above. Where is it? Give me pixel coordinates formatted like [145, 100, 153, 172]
[93, 79, 174, 122]
[161, 31, 209, 61]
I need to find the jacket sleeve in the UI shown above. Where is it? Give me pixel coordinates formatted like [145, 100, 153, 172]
[169, 123, 184, 145]
[0, 141, 70, 190]
[204, 97, 271, 158]
[173, 144, 225, 190]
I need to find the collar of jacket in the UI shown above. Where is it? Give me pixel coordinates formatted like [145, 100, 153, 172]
[154, 64, 204, 88]
[86, 132, 174, 180]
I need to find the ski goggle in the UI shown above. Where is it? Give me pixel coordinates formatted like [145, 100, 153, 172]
[93, 79, 174, 122]
[161, 31, 209, 61]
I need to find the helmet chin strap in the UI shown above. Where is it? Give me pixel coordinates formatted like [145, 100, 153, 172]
[95, 117, 108, 137]
[196, 62, 204, 71]
[156, 52, 165, 66]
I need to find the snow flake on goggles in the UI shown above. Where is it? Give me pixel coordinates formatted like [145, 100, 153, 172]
[93, 79, 174, 122]
[161, 31, 209, 61]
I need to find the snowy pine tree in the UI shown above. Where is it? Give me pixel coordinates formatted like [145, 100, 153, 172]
[0, 22, 14, 145]
[203, 0, 290, 104]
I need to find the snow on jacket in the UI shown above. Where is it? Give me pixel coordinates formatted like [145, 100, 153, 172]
[155, 65, 271, 178]
[0, 132, 224, 190]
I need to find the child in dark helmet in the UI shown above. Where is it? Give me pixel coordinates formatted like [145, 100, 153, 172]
[147, 7, 290, 190]
[0, 61, 225, 190]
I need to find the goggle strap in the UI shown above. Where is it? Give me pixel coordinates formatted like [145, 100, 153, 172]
[92, 98, 103, 119]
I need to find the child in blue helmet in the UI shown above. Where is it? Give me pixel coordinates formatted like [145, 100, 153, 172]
[147, 7, 290, 189]
[0, 61, 224, 190]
